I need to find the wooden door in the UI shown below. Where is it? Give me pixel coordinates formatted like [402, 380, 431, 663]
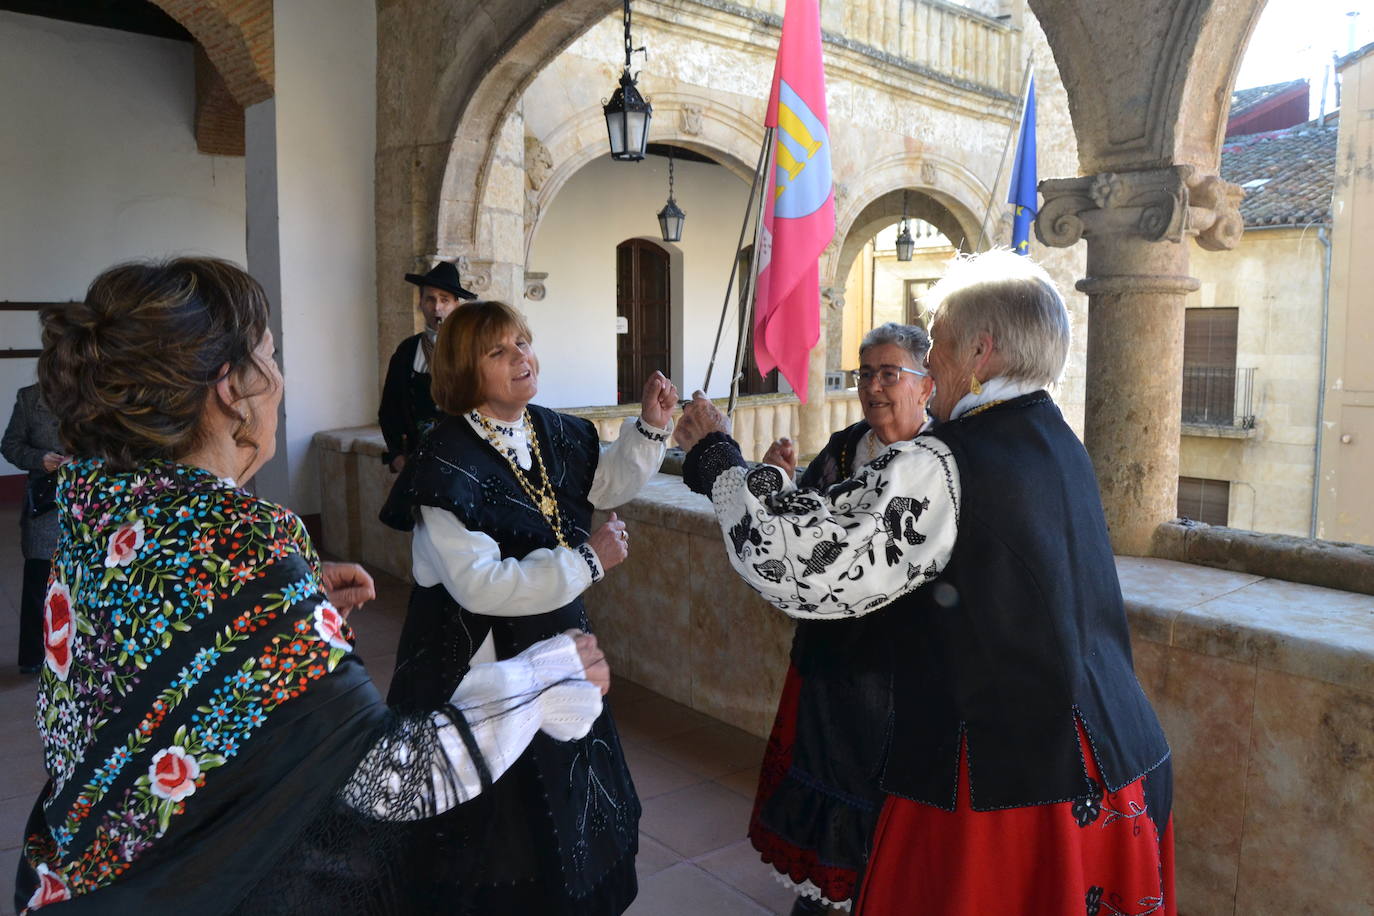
[616, 239, 672, 404]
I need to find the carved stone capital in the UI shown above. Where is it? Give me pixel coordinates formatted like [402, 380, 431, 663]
[524, 271, 548, 301]
[459, 257, 493, 294]
[1035, 166, 1244, 252]
[821, 285, 845, 310]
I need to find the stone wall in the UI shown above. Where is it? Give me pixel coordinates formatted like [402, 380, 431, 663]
[585, 474, 1374, 915]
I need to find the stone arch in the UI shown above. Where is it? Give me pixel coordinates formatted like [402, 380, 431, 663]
[149, 0, 273, 107]
[1027, 0, 1266, 174]
[520, 91, 764, 260]
[827, 153, 990, 289]
[425, 0, 622, 261]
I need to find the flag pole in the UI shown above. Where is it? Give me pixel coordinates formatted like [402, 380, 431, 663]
[702, 129, 774, 394]
[728, 127, 775, 417]
[974, 56, 1034, 250]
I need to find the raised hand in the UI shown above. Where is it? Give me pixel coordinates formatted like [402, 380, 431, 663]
[640, 370, 679, 430]
[587, 511, 630, 572]
[321, 561, 376, 617]
[762, 437, 797, 480]
[672, 392, 732, 452]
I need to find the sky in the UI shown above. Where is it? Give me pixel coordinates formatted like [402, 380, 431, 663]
[1236, 0, 1374, 103]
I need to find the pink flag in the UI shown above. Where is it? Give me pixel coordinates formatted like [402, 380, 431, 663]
[753, 0, 834, 403]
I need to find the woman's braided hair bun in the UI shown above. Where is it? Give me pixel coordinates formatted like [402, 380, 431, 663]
[38, 257, 271, 471]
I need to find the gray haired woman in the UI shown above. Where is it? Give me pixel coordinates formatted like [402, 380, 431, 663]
[675, 250, 1173, 915]
[2, 383, 67, 674]
[749, 322, 934, 914]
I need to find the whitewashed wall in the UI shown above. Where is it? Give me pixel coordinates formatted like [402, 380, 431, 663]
[0, 11, 247, 476]
[245, 0, 377, 514]
[526, 155, 755, 407]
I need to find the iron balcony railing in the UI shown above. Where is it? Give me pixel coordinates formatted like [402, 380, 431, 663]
[1182, 366, 1256, 429]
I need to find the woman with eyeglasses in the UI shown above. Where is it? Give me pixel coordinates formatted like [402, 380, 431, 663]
[747, 322, 933, 915]
[675, 251, 1172, 916]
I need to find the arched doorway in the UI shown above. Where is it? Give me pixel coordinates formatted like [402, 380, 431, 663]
[616, 238, 671, 404]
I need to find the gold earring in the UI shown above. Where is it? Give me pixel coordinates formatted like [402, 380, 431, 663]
[970, 374, 983, 395]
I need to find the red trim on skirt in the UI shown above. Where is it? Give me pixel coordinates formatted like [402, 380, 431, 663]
[856, 725, 1176, 916]
[748, 664, 863, 904]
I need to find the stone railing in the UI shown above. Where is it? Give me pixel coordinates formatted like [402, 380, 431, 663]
[585, 475, 1374, 915]
[724, 0, 1018, 95]
[562, 390, 863, 463]
[312, 392, 865, 580]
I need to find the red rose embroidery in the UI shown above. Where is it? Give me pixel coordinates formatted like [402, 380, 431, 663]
[26, 863, 70, 910]
[42, 582, 73, 682]
[148, 746, 201, 802]
[313, 602, 352, 651]
[105, 519, 146, 568]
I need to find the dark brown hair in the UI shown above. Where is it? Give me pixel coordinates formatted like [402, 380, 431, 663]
[430, 300, 535, 415]
[38, 257, 275, 470]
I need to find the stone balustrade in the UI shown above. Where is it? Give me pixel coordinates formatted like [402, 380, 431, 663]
[312, 392, 864, 580]
[585, 474, 1374, 915]
[726, 0, 1018, 95]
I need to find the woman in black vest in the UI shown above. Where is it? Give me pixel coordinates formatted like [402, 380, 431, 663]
[384, 300, 677, 914]
[674, 251, 1174, 916]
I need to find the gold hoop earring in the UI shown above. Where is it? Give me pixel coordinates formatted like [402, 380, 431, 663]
[970, 374, 983, 396]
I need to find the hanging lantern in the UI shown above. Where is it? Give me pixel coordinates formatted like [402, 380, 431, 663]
[895, 190, 915, 262]
[657, 149, 686, 242]
[602, 0, 652, 161]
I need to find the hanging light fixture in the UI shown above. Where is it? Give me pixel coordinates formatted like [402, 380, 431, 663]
[602, 0, 652, 161]
[895, 190, 915, 262]
[657, 149, 686, 242]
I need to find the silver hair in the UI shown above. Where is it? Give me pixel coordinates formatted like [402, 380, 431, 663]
[923, 250, 1070, 387]
[859, 322, 931, 365]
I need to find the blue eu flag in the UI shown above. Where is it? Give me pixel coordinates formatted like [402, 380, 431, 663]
[1007, 75, 1037, 255]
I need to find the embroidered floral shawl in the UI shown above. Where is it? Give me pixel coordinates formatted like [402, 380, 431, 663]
[16, 459, 391, 914]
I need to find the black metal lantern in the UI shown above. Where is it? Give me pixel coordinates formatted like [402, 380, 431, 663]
[602, 0, 652, 161]
[657, 150, 685, 242]
[895, 190, 915, 262]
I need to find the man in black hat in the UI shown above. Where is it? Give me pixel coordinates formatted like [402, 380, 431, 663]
[378, 260, 476, 473]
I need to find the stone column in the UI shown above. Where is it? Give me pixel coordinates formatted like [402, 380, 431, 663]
[1036, 166, 1242, 556]
[797, 287, 840, 457]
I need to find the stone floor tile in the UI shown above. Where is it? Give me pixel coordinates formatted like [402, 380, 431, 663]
[715, 764, 763, 801]
[693, 838, 800, 914]
[640, 781, 752, 859]
[647, 721, 767, 780]
[614, 693, 716, 747]
[1, 843, 19, 916]
[636, 831, 683, 880]
[626, 861, 770, 916]
[0, 794, 37, 851]
[623, 740, 705, 801]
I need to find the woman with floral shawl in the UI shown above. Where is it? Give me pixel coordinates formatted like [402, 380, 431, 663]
[15, 258, 611, 915]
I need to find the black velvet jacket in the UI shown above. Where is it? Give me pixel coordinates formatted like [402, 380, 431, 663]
[377, 333, 440, 467]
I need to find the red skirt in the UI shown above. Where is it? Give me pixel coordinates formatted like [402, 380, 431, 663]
[856, 726, 1175, 916]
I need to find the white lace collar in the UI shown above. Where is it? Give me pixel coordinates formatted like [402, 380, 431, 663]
[465, 410, 533, 470]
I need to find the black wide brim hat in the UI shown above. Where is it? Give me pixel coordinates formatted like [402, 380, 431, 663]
[404, 261, 477, 300]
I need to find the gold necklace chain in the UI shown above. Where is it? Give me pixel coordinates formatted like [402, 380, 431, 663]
[962, 399, 1007, 418]
[470, 410, 569, 548]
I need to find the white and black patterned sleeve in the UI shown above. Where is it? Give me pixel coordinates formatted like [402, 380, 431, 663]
[694, 435, 961, 620]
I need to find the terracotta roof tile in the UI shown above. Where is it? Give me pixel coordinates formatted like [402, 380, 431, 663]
[1219, 124, 1337, 227]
